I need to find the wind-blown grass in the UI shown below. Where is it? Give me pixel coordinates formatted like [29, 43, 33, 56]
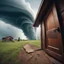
[0, 40, 40, 64]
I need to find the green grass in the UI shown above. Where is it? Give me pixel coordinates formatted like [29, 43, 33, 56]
[0, 40, 40, 64]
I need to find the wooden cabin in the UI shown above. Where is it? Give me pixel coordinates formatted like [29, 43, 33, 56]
[34, 0, 64, 63]
[2, 36, 13, 42]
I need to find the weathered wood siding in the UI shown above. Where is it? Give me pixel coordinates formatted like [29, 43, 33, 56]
[41, 4, 64, 62]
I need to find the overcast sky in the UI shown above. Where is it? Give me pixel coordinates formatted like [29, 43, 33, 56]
[26, 0, 42, 15]
[0, 0, 42, 39]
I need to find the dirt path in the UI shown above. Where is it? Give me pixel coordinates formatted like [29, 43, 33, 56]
[18, 44, 53, 64]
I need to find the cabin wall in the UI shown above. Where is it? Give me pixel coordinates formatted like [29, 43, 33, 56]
[55, 0, 64, 50]
[55, 1, 64, 61]
[41, 4, 64, 63]
[45, 5, 63, 54]
[57, 0, 64, 25]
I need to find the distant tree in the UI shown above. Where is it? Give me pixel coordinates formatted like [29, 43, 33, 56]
[18, 37, 20, 41]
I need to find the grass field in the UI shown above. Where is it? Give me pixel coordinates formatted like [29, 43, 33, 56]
[0, 40, 40, 64]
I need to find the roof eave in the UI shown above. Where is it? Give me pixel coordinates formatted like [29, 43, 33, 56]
[33, 0, 53, 27]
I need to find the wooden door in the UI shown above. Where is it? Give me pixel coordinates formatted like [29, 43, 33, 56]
[45, 5, 63, 61]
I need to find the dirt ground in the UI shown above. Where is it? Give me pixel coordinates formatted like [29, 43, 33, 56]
[18, 44, 53, 64]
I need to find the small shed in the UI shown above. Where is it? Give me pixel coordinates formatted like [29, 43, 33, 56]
[2, 36, 13, 42]
[34, 0, 64, 63]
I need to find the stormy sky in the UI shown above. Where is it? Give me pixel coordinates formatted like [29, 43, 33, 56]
[0, 0, 42, 40]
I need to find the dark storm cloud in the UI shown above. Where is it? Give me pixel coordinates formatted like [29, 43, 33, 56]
[0, 0, 36, 40]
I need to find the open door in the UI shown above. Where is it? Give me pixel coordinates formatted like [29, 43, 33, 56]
[45, 5, 63, 61]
